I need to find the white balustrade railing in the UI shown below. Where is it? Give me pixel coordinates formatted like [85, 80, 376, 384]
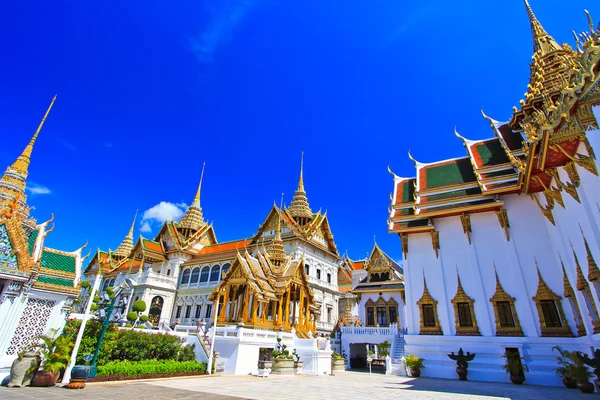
[308, 276, 338, 292]
[137, 270, 177, 289]
[340, 323, 403, 336]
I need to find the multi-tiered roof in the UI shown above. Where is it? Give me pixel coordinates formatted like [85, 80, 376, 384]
[389, 0, 600, 235]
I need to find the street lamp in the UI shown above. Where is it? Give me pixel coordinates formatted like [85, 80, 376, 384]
[88, 288, 127, 378]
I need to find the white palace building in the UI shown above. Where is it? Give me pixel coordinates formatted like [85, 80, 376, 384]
[387, 1, 600, 386]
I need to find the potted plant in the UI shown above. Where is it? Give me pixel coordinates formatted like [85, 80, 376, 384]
[448, 348, 475, 381]
[553, 346, 576, 389]
[271, 339, 294, 375]
[30, 330, 73, 387]
[502, 351, 528, 384]
[292, 349, 303, 375]
[331, 352, 345, 372]
[578, 349, 600, 392]
[569, 353, 595, 394]
[404, 354, 424, 377]
[6, 348, 41, 387]
[65, 354, 93, 389]
[257, 349, 272, 378]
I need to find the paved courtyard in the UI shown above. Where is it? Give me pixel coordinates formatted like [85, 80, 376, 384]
[0, 372, 593, 400]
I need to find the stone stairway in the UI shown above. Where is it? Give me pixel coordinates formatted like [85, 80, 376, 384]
[391, 335, 406, 375]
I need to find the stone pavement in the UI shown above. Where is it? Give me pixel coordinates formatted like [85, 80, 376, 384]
[0, 372, 593, 400]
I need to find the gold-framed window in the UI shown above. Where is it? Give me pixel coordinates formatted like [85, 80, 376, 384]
[416, 275, 442, 335]
[489, 267, 523, 336]
[450, 272, 480, 336]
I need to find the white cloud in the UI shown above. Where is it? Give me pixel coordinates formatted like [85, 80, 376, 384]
[26, 183, 52, 195]
[59, 139, 77, 151]
[140, 221, 152, 233]
[190, 0, 257, 63]
[139, 201, 187, 233]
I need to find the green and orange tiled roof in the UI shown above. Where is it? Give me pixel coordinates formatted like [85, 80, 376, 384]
[389, 121, 524, 234]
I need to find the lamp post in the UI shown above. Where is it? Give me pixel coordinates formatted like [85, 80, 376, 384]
[88, 289, 126, 378]
[63, 271, 103, 384]
[207, 292, 220, 375]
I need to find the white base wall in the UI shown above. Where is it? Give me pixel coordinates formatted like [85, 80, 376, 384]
[212, 326, 332, 376]
[404, 334, 599, 386]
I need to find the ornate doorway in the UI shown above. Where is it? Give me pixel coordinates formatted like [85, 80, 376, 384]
[148, 296, 164, 326]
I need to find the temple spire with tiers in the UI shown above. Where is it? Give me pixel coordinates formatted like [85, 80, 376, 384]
[0, 96, 56, 224]
[287, 152, 313, 225]
[269, 195, 286, 268]
[113, 210, 138, 258]
[179, 162, 206, 233]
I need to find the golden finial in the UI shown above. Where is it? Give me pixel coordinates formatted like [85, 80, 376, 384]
[11, 96, 57, 175]
[193, 162, 206, 207]
[407, 149, 419, 167]
[584, 10, 594, 34]
[298, 151, 305, 191]
[387, 163, 397, 177]
[522, 0, 560, 55]
[129, 209, 138, 237]
[454, 126, 467, 142]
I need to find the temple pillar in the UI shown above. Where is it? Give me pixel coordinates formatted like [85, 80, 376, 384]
[277, 297, 283, 326]
[242, 287, 250, 322]
[298, 290, 304, 330]
[252, 297, 258, 324]
[219, 287, 229, 322]
[285, 288, 292, 328]
[228, 286, 237, 322]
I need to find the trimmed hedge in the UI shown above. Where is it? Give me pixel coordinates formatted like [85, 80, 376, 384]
[96, 360, 207, 377]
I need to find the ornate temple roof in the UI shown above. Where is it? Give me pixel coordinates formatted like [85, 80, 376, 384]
[113, 210, 137, 258]
[389, 1, 600, 233]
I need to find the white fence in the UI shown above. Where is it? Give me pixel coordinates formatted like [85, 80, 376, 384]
[340, 323, 404, 336]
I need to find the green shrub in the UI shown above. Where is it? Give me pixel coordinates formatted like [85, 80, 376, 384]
[62, 320, 195, 366]
[126, 312, 138, 322]
[96, 360, 206, 377]
[124, 324, 133, 328]
[139, 315, 149, 323]
[132, 300, 147, 313]
[80, 281, 91, 289]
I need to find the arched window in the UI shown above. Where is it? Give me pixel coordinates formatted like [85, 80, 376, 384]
[200, 266, 210, 283]
[221, 263, 231, 279]
[190, 267, 200, 285]
[209, 265, 220, 282]
[181, 269, 191, 285]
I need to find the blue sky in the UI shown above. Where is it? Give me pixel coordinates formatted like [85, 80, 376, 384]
[1, 0, 597, 264]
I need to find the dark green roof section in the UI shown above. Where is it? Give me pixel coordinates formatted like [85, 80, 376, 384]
[41, 250, 76, 273]
[425, 187, 481, 202]
[398, 179, 415, 204]
[473, 140, 510, 167]
[424, 158, 477, 189]
[37, 275, 74, 287]
[27, 229, 39, 255]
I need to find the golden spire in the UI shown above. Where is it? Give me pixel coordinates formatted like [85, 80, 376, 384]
[580, 226, 600, 282]
[559, 252, 575, 297]
[11, 96, 57, 176]
[523, 0, 561, 56]
[570, 240, 589, 291]
[288, 152, 313, 222]
[269, 198, 287, 268]
[178, 164, 206, 232]
[192, 162, 205, 208]
[113, 210, 138, 258]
